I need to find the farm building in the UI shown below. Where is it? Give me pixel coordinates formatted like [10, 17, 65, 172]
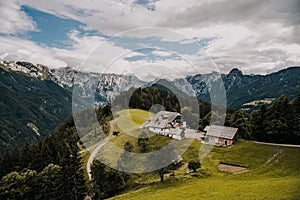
[184, 128, 205, 140]
[142, 112, 237, 145]
[203, 125, 238, 146]
[142, 111, 185, 140]
[142, 111, 205, 140]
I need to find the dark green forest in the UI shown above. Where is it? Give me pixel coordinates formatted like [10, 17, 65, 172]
[250, 94, 300, 144]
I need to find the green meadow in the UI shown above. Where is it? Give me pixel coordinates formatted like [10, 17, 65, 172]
[111, 140, 300, 199]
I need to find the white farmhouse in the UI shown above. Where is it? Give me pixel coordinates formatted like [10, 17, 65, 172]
[142, 111, 185, 140]
[142, 111, 204, 140]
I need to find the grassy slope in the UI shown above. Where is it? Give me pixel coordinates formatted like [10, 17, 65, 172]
[112, 176, 300, 200]
[109, 109, 170, 153]
[94, 109, 172, 171]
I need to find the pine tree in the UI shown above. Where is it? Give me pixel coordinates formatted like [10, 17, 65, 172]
[250, 95, 300, 144]
[291, 94, 300, 143]
[57, 147, 87, 200]
[265, 95, 292, 143]
[229, 110, 250, 139]
[250, 104, 267, 141]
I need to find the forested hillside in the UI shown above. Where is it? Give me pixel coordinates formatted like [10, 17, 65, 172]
[0, 115, 87, 199]
[0, 65, 72, 152]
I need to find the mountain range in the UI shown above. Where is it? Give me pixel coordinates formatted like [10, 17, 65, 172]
[3, 60, 299, 107]
[0, 60, 299, 151]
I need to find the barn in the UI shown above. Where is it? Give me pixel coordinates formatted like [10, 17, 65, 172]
[203, 125, 238, 146]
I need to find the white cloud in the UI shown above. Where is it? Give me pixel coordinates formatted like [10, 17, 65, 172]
[125, 52, 218, 80]
[0, 0, 299, 76]
[0, 0, 37, 34]
[21, 0, 163, 34]
[0, 36, 67, 67]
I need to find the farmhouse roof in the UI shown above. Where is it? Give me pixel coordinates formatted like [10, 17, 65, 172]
[204, 125, 238, 140]
[147, 111, 181, 129]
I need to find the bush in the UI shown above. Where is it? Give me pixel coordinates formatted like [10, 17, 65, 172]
[188, 159, 201, 172]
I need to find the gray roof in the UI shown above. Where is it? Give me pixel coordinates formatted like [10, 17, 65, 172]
[204, 125, 238, 140]
[145, 111, 181, 129]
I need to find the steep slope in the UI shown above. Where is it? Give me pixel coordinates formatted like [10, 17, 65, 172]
[0, 65, 72, 152]
[223, 67, 300, 107]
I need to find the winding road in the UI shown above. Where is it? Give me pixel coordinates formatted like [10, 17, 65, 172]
[86, 120, 117, 180]
[86, 137, 110, 181]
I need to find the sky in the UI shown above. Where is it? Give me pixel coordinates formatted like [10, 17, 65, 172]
[0, 0, 300, 79]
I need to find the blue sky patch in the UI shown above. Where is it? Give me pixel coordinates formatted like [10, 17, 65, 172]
[21, 6, 97, 49]
[134, 0, 159, 11]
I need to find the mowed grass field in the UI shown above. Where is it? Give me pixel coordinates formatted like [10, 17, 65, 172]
[111, 176, 300, 200]
[105, 109, 300, 200]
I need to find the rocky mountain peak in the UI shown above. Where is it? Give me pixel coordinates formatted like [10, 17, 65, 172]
[228, 68, 243, 76]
